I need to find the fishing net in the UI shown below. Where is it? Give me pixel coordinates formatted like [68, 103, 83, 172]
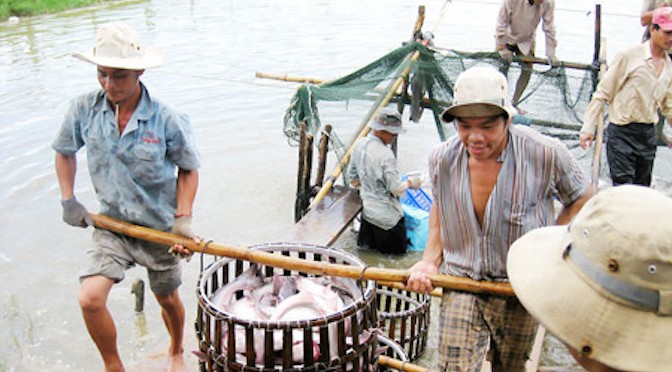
[283, 41, 672, 192]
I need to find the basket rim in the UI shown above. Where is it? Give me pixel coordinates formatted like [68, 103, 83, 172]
[376, 288, 430, 319]
[196, 242, 377, 329]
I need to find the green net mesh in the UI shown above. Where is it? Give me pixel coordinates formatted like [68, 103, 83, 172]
[283, 41, 672, 191]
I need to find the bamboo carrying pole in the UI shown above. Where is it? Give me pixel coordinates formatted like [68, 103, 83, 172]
[378, 356, 428, 372]
[378, 280, 442, 298]
[90, 214, 514, 296]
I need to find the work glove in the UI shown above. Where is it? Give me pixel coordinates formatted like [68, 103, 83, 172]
[498, 48, 513, 64]
[169, 215, 197, 261]
[61, 196, 93, 228]
[547, 55, 560, 67]
[407, 175, 423, 189]
[171, 215, 196, 238]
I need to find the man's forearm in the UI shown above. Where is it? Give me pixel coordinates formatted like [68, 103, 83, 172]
[175, 168, 199, 216]
[55, 152, 77, 200]
[422, 204, 444, 267]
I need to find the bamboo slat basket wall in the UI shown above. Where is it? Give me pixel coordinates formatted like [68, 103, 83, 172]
[376, 284, 431, 361]
[195, 243, 378, 371]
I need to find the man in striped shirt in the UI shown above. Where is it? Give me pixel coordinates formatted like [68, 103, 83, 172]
[406, 66, 592, 371]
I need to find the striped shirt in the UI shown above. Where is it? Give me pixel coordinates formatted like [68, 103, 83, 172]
[428, 125, 588, 281]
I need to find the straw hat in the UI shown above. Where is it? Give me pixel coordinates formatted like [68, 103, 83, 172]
[441, 66, 514, 122]
[370, 107, 405, 134]
[73, 22, 163, 70]
[507, 185, 672, 372]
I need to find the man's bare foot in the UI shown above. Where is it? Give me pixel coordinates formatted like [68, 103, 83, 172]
[167, 353, 188, 372]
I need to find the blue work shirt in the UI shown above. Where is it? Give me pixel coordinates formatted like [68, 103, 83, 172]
[52, 83, 200, 231]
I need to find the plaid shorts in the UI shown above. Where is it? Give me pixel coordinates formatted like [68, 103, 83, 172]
[435, 291, 538, 372]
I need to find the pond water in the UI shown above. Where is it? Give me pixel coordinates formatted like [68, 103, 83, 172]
[0, 0, 642, 371]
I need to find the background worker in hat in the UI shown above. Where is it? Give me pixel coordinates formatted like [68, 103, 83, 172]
[52, 22, 199, 372]
[641, 0, 672, 42]
[348, 107, 422, 254]
[580, 7, 672, 187]
[406, 66, 592, 371]
[495, 0, 558, 114]
[508, 185, 672, 372]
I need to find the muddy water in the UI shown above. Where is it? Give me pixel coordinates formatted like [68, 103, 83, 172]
[0, 0, 640, 370]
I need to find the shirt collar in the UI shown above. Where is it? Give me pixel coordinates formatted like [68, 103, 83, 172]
[90, 82, 154, 121]
[496, 131, 511, 163]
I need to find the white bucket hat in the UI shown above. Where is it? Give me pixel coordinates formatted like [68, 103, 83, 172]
[507, 185, 672, 372]
[370, 107, 406, 134]
[441, 66, 514, 122]
[73, 22, 163, 70]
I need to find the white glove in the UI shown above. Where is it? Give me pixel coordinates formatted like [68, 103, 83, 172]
[407, 175, 423, 189]
[171, 215, 196, 238]
[169, 215, 197, 261]
[499, 48, 513, 64]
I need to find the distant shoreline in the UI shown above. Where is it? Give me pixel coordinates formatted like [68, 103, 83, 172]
[1, 0, 140, 23]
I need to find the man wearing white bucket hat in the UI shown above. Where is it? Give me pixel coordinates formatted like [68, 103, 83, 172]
[52, 22, 199, 372]
[348, 107, 422, 254]
[508, 185, 672, 371]
[406, 66, 592, 371]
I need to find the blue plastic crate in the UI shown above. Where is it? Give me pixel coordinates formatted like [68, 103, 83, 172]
[401, 187, 432, 212]
[402, 204, 429, 251]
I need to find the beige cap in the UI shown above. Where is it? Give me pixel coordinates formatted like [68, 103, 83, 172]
[73, 22, 163, 70]
[507, 185, 672, 372]
[441, 66, 514, 122]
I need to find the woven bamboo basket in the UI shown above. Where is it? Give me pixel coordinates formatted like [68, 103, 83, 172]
[376, 284, 430, 361]
[195, 243, 378, 371]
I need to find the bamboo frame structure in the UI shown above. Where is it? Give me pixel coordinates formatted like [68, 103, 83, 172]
[308, 6, 432, 210]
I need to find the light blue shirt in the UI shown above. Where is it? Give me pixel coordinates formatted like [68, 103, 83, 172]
[348, 134, 404, 229]
[52, 84, 200, 231]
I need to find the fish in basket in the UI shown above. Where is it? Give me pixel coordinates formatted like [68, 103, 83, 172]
[195, 243, 379, 371]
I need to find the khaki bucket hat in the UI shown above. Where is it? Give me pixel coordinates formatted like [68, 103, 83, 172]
[73, 22, 163, 70]
[441, 66, 514, 122]
[507, 185, 672, 372]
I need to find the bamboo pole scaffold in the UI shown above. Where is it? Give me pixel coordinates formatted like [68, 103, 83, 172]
[308, 4, 452, 209]
[591, 37, 607, 191]
[90, 213, 515, 297]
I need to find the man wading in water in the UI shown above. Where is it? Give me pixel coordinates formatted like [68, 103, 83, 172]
[53, 22, 199, 372]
